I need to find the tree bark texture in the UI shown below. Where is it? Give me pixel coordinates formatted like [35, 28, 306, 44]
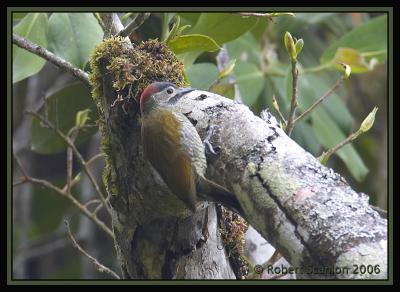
[91, 36, 387, 279]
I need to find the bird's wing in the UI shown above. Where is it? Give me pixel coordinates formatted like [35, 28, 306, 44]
[141, 111, 197, 211]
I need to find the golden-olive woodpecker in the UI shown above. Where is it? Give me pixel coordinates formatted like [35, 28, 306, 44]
[140, 82, 243, 215]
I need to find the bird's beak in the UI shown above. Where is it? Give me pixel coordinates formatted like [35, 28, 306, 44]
[175, 87, 194, 99]
[168, 87, 195, 104]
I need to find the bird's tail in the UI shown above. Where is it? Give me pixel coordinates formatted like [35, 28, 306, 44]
[197, 176, 244, 216]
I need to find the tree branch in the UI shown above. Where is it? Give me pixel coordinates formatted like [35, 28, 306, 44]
[64, 220, 120, 279]
[12, 33, 89, 87]
[294, 77, 344, 124]
[13, 153, 114, 239]
[99, 13, 124, 38]
[285, 59, 299, 136]
[25, 111, 112, 217]
[172, 91, 387, 279]
[117, 13, 151, 38]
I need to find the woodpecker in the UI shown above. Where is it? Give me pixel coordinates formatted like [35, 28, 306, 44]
[139, 81, 243, 215]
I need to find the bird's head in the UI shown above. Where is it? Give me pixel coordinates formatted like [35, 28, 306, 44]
[139, 82, 194, 115]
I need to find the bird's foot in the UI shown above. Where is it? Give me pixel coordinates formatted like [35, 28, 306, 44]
[204, 125, 220, 155]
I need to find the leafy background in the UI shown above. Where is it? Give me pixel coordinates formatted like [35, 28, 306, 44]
[12, 12, 388, 279]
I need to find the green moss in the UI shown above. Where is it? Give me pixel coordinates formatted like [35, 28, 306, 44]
[219, 209, 250, 278]
[88, 37, 187, 199]
[89, 37, 187, 106]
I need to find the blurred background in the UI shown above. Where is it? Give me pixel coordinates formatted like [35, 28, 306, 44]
[12, 12, 388, 279]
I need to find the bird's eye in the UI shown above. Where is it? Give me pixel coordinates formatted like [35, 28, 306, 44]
[166, 87, 174, 95]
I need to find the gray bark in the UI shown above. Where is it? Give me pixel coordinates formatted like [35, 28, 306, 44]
[95, 13, 386, 280]
[100, 81, 386, 279]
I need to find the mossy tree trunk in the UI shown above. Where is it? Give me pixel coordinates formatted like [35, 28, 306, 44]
[89, 37, 237, 279]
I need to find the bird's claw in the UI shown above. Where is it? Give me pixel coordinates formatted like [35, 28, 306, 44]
[204, 125, 219, 155]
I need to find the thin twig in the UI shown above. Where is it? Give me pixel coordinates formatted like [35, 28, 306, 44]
[13, 153, 114, 239]
[285, 59, 299, 136]
[238, 12, 274, 22]
[25, 111, 112, 217]
[64, 220, 120, 279]
[93, 12, 107, 32]
[66, 127, 79, 195]
[318, 132, 358, 163]
[83, 199, 101, 209]
[12, 33, 89, 87]
[272, 95, 287, 127]
[86, 153, 105, 166]
[117, 13, 150, 38]
[294, 78, 344, 124]
[99, 13, 125, 38]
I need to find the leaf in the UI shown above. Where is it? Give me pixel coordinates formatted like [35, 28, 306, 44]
[295, 13, 337, 24]
[320, 15, 387, 65]
[209, 83, 235, 99]
[185, 63, 219, 90]
[226, 32, 260, 65]
[168, 34, 221, 54]
[179, 13, 258, 67]
[332, 47, 370, 73]
[13, 13, 28, 21]
[291, 122, 321, 156]
[47, 13, 103, 69]
[218, 59, 236, 79]
[13, 13, 48, 83]
[235, 62, 265, 106]
[75, 109, 91, 128]
[189, 13, 258, 45]
[31, 83, 98, 154]
[312, 108, 369, 182]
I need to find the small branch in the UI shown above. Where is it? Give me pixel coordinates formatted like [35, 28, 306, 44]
[64, 220, 120, 279]
[285, 59, 299, 136]
[12, 33, 89, 87]
[13, 153, 114, 238]
[99, 13, 124, 38]
[86, 152, 105, 166]
[318, 131, 358, 164]
[215, 48, 243, 102]
[117, 13, 150, 38]
[238, 12, 294, 22]
[83, 199, 101, 209]
[13, 153, 28, 178]
[25, 111, 112, 217]
[271, 95, 287, 127]
[66, 127, 79, 195]
[93, 12, 107, 32]
[294, 77, 344, 124]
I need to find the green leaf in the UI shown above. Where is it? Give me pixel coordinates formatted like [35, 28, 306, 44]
[291, 122, 321, 156]
[47, 13, 103, 69]
[209, 83, 235, 99]
[185, 63, 219, 90]
[218, 59, 236, 79]
[235, 62, 265, 106]
[226, 32, 260, 65]
[13, 13, 28, 21]
[320, 15, 387, 66]
[168, 34, 221, 54]
[331, 47, 370, 73]
[312, 108, 369, 182]
[75, 109, 91, 128]
[164, 15, 181, 44]
[180, 13, 258, 67]
[295, 13, 337, 24]
[189, 13, 258, 45]
[13, 13, 48, 83]
[31, 83, 98, 154]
